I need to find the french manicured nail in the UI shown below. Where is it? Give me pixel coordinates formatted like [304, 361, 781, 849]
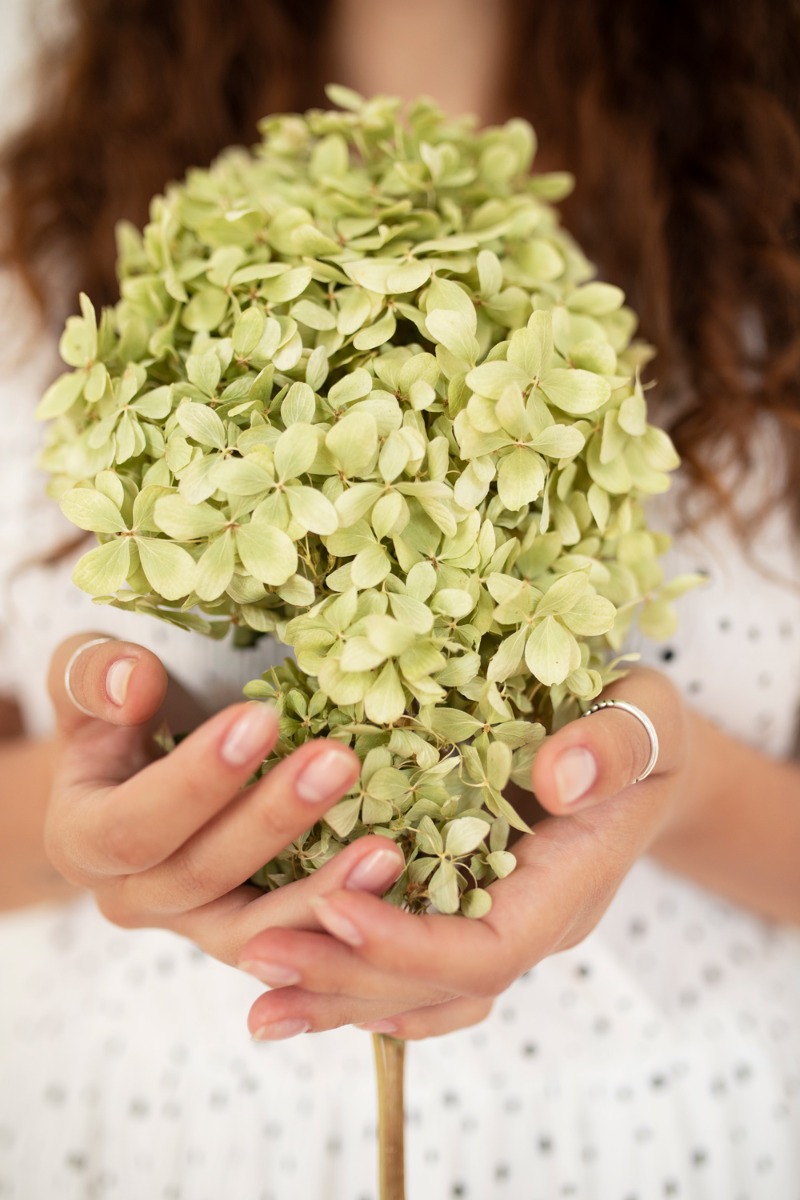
[312, 897, 363, 947]
[105, 658, 136, 706]
[554, 746, 597, 806]
[221, 704, 275, 766]
[357, 1019, 398, 1035]
[239, 960, 301, 987]
[252, 1018, 310, 1042]
[346, 849, 403, 892]
[295, 748, 358, 804]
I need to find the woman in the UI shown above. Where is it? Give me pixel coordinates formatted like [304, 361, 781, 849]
[1, 1, 799, 1197]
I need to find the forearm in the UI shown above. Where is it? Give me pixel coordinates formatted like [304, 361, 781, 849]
[651, 712, 800, 925]
[0, 734, 80, 910]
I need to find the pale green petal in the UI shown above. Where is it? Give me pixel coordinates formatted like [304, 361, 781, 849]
[60, 489, 126, 534]
[353, 308, 397, 351]
[428, 861, 460, 914]
[461, 889, 493, 918]
[235, 523, 298, 585]
[531, 424, 585, 459]
[176, 403, 226, 450]
[397, 641, 445, 680]
[72, 538, 131, 595]
[524, 617, 578, 686]
[539, 369, 611, 416]
[486, 851, 516, 879]
[364, 661, 406, 724]
[274, 423, 317, 480]
[232, 306, 266, 356]
[340, 636, 386, 672]
[35, 370, 86, 419]
[386, 591, 434, 634]
[430, 589, 474, 619]
[154, 494, 227, 539]
[324, 796, 362, 839]
[325, 411, 379, 475]
[535, 572, 589, 617]
[465, 360, 528, 399]
[186, 351, 221, 397]
[561, 594, 617, 636]
[195, 530, 235, 601]
[365, 614, 416, 657]
[351, 543, 391, 588]
[497, 447, 545, 510]
[281, 382, 316, 425]
[136, 537, 196, 600]
[328, 368, 373, 408]
[285, 485, 338, 534]
[424, 309, 479, 363]
[445, 817, 490, 857]
[487, 627, 528, 682]
[426, 707, 483, 743]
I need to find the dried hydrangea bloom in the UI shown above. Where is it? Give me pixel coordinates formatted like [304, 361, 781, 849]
[40, 87, 696, 915]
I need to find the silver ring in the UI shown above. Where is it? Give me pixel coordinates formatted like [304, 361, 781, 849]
[581, 699, 659, 783]
[64, 637, 113, 717]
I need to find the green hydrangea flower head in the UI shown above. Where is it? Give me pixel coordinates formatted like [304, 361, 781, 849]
[39, 86, 694, 916]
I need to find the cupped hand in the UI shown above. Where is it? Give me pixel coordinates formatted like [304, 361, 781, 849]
[239, 667, 695, 1041]
[45, 633, 405, 973]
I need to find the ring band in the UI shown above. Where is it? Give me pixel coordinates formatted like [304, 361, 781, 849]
[64, 637, 113, 717]
[581, 699, 659, 783]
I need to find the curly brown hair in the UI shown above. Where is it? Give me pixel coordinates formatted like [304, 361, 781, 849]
[2, 0, 799, 530]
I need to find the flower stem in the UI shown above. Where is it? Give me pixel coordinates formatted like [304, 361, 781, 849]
[372, 1033, 407, 1200]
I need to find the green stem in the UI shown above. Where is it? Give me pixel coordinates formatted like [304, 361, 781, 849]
[372, 1033, 407, 1200]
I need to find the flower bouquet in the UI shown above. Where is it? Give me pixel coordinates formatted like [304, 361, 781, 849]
[39, 86, 687, 1199]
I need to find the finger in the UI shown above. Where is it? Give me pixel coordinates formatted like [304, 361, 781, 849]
[237, 927, 446, 1009]
[357, 995, 495, 1041]
[531, 666, 686, 815]
[115, 736, 368, 909]
[245, 974, 494, 1041]
[247, 987, 490, 1041]
[46, 701, 281, 881]
[113, 834, 405, 954]
[49, 633, 168, 735]
[303, 891, 511, 998]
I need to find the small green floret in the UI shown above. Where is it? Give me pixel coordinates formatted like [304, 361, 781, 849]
[40, 87, 690, 914]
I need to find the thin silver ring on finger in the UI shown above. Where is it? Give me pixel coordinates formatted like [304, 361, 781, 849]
[581, 698, 659, 782]
[64, 637, 113, 717]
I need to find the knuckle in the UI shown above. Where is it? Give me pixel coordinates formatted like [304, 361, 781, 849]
[99, 815, 158, 874]
[95, 883, 142, 930]
[470, 959, 517, 998]
[253, 776, 303, 844]
[159, 850, 220, 913]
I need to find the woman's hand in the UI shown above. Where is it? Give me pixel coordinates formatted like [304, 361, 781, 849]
[44, 633, 406, 983]
[239, 667, 695, 1041]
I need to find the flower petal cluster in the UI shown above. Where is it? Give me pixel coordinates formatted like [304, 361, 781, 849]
[40, 87, 693, 914]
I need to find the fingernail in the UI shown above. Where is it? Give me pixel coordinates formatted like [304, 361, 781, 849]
[252, 1018, 310, 1042]
[221, 704, 275, 766]
[554, 746, 597, 805]
[357, 1019, 398, 1035]
[239, 960, 301, 987]
[295, 748, 358, 805]
[346, 849, 403, 893]
[312, 897, 363, 947]
[105, 658, 136, 706]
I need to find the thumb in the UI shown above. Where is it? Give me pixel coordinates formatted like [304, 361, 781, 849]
[531, 668, 685, 815]
[48, 633, 168, 736]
